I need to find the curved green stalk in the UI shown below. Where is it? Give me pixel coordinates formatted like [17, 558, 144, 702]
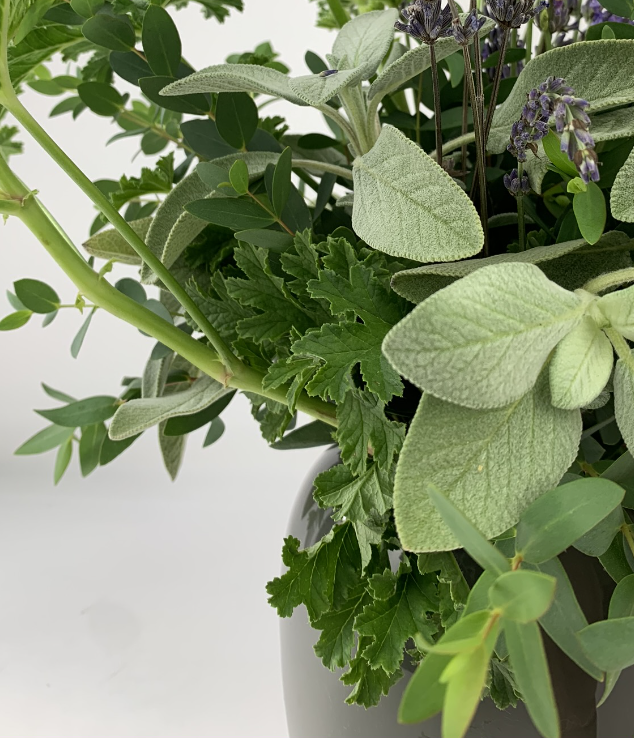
[585, 268, 634, 295]
[292, 159, 353, 180]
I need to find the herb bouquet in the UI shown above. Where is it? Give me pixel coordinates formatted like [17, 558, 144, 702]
[3, 0, 634, 735]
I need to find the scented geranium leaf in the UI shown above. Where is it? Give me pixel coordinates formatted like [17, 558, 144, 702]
[394, 373, 582, 552]
[332, 9, 399, 79]
[524, 558, 603, 680]
[418, 552, 469, 626]
[342, 640, 403, 708]
[314, 464, 393, 568]
[355, 562, 437, 673]
[352, 126, 483, 262]
[313, 584, 369, 671]
[578, 617, 634, 672]
[489, 570, 556, 623]
[383, 263, 586, 409]
[226, 243, 314, 343]
[266, 522, 361, 621]
[288, 67, 367, 106]
[598, 284, 634, 340]
[111, 155, 174, 211]
[505, 620, 560, 738]
[293, 321, 403, 403]
[488, 40, 634, 153]
[549, 316, 614, 410]
[187, 273, 253, 342]
[83, 217, 149, 265]
[516, 477, 624, 564]
[335, 389, 405, 474]
[109, 376, 229, 440]
[391, 237, 588, 304]
[160, 64, 308, 106]
[611, 146, 634, 222]
[613, 352, 634, 450]
[7, 24, 82, 88]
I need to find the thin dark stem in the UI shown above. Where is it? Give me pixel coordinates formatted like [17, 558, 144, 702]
[517, 161, 526, 251]
[460, 74, 469, 179]
[429, 44, 443, 167]
[416, 72, 424, 147]
[484, 26, 510, 142]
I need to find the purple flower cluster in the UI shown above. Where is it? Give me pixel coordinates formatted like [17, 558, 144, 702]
[486, 0, 547, 27]
[584, 0, 634, 25]
[452, 9, 487, 44]
[507, 76, 599, 183]
[504, 168, 531, 195]
[395, 0, 453, 44]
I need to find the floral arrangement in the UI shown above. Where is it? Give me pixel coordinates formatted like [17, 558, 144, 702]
[2, 0, 634, 736]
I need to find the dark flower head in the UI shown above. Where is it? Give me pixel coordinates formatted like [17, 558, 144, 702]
[561, 120, 600, 183]
[395, 0, 453, 44]
[452, 9, 487, 44]
[486, 0, 548, 27]
[504, 168, 531, 195]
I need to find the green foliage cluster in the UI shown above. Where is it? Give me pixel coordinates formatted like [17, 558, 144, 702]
[4, 0, 634, 735]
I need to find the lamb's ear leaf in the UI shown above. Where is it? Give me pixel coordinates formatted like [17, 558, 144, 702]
[332, 9, 399, 80]
[352, 125, 483, 264]
[489, 40, 634, 153]
[611, 145, 634, 222]
[549, 316, 614, 410]
[598, 285, 634, 340]
[383, 262, 585, 409]
[515, 477, 624, 564]
[504, 620, 560, 738]
[613, 351, 634, 450]
[83, 217, 150, 265]
[289, 67, 367, 106]
[394, 373, 581, 552]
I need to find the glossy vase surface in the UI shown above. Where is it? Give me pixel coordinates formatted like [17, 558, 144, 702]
[280, 448, 634, 738]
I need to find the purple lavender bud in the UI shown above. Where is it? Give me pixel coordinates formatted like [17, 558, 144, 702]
[578, 151, 600, 183]
[504, 168, 531, 195]
[395, 0, 454, 44]
[318, 69, 339, 77]
[486, 0, 547, 27]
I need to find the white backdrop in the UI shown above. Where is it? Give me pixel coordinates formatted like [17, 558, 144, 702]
[0, 2, 335, 735]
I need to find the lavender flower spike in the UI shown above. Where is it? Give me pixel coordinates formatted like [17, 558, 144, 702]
[487, 0, 548, 27]
[504, 168, 531, 195]
[395, 0, 453, 44]
[452, 9, 487, 45]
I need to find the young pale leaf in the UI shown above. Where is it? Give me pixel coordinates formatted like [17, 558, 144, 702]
[14, 278, 59, 314]
[598, 285, 634, 340]
[488, 570, 556, 622]
[504, 620, 560, 738]
[0, 310, 31, 330]
[441, 645, 492, 738]
[215, 92, 258, 150]
[288, 67, 367, 106]
[271, 420, 334, 450]
[488, 40, 634, 153]
[79, 422, 107, 477]
[394, 373, 582, 552]
[82, 12, 135, 51]
[573, 183, 606, 245]
[549, 316, 614, 410]
[15, 424, 74, 456]
[160, 64, 308, 106]
[352, 125, 483, 263]
[515, 477, 624, 564]
[427, 485, 511, 574]
[54, 438, 73, 485]
[109, 376, 229, 440]
[542, 130, 579, 177]
[613, 354, 634, 452]
[142, 5, 181, 78]
[384, 262, 585, 409]
[332, 9, 399, 79]
[611, 146, 634, 222]
[82, 217, 149, 265]
[578, 617, 634, 671]
[37, 396, 117, 428]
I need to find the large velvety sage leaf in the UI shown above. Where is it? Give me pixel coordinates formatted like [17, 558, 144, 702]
[614, 351, 634, 451]
[332, 9, 399, 79]
[488, 40, 634, 153]
[288, 67, 366, 106]
[611, 146, 634, 222]
[598, 283, 634, 339]
[394, 373, 581, 552]
[109, 375, 229, 439]
[383, 263, 586, 410]
[549, 316, 614, 410]
[82, 217, 150, 265]
[352, 125, 483, 263]
[141, 152, 278, 284]
[160, 64, 308, 105]
[391, 236, 588, 304]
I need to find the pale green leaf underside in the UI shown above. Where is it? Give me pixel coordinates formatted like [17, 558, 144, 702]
[352, 125, 483, 263]
[394, 373, 581, 552]
[391, 236, 588, 304]
[289, 67, 367, 106]
[160, 63, 308, 105]
[611, 146, 634, 222]
[83, 217, 151, 265]
[142, 153, 279, 284]
[383, 263, 585, 409]
[549, 316, 614, 410]
[488, 41, 634, 153]
[159, 425, 185, 481]
[110, 375, 228, 439]
[332, 9, 399, 79]
[598, 283, 634, 340]
[614, 352, 634, 451]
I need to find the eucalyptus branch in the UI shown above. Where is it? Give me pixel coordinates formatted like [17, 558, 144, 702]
[292, 159, 353, 181]
[118, 110, 195, 155]
[0, 160, 338, 427]
[429, 45, 444, 168]
[584, 268, 634, 295]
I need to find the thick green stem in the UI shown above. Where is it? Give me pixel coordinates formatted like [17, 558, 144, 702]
[0, 162, 338, 427]
[0, 89, 242, 374]
[429, 44, 444, 168]
[339, 86, 372, 155]
[326, 0, 351, 28]
[584, 268, 634, 295]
